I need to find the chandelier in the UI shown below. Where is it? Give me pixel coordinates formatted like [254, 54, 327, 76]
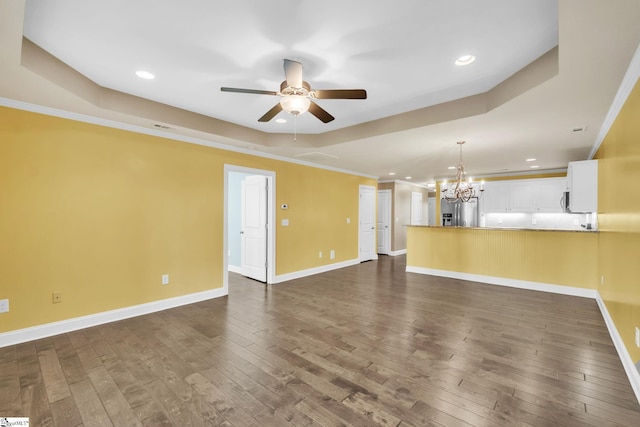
[442, 141, 482, 202]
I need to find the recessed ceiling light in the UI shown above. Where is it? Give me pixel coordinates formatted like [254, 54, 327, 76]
[389, 172, 396, 176]
[275, 118, 287, 124]
[526, 158, 536, 162]
[135, 70, 155, 80]
[447, 166, 456, 170]
[405, 176, 412, 180]
[530, 165, 540, 169]
[455, 55, 476, 66]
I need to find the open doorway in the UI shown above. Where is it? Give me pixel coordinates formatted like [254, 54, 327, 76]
[224, 165, 275, 291]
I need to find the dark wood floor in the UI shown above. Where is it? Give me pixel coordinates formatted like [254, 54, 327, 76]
[1, 255, 640, 426]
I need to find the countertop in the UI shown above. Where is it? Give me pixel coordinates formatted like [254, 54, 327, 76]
[406, 225, 599, 233]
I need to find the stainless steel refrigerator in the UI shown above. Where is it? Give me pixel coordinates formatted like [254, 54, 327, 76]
[441, 198, 479, 227]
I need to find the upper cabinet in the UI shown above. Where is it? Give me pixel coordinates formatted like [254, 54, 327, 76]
[481, 181, 510, 212]
[536, 178, 567, 212]
[567, 160, 598, 213]
[480, 178, 566, 213]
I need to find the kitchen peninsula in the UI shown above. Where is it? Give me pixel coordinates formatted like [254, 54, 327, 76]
[406, 225, 598, 295]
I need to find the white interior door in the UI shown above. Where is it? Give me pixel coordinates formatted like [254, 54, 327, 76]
[359, 185, 377, 262]
[377, 190, 391, 254]
[411, 191, 423, 225]
[241, 175, 267, 282]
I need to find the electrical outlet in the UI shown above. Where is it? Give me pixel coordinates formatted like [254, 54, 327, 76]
[346, 218, 350, 224]
[162, 274, 169, 285]
[0, 299, 8, 313]
[319, 251, 323, 258]
[531, 218, 537, 225]
[330, 250, 335, 259]
[635, 327, 640, 348]
[601, 275, 605, 286]
[52, 292, 62, 304]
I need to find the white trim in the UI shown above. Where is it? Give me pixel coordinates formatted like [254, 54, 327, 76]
[0, 97, 378, 180]
[273, 259, 360, 284]
[433, 168, 568, 182]
[0, 288, 227, 348]
[590, 42, 640, 159]
[228, 265, 242, 274]
[224, 165, 276, 286]
[359, 184, 378, 262]
[377, 179, 432, 189]
[595, 294, 640, 404]
[377, 189, 392, 255]
[406, 264, 640, 404]
[389, 249, 407, 256]
[405, 266, 598, 299]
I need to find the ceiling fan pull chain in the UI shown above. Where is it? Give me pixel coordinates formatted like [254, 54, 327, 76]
[294, 115, 297, 142]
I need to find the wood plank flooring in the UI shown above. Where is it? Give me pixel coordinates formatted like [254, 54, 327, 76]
[1, 255, 640, 426]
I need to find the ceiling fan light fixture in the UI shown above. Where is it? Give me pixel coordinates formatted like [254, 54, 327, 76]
[280, 95, 310, 117]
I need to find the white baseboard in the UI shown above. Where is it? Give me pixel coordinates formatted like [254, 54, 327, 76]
[273, 258, 360, 284]
[406, 264, 640, 404]
[228, 264, 242, 274]
[405, 266, 598, 298]
[0, 287, 227, 348]
[595, 294, 640, 404]
[389, 249, 407, 257]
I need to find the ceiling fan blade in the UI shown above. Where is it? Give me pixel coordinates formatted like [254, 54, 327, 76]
[283, 59, 303, 88]
[313, 89, 367, 99]
[308, 101, 335, 123]
[221, 87, 278, 96]
[258, 103, 283, 122]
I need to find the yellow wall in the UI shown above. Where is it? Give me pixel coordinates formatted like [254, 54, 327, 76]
[407, 227, 598, 289]
[0, 106, 375, 333]
[595, 77, 640, 362]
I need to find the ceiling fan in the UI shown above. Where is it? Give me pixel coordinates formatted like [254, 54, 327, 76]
[220, 59, 367, 123]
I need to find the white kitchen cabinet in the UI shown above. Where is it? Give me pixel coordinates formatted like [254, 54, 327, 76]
[480, 181, 509, 212]
[535, 178, 566, 212]
[509, 181, 537, 212]
[480, 177, 566, 213]
[567, 160, 598, 213]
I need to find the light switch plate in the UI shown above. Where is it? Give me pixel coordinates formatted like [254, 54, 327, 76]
[0, 299, 8, 313]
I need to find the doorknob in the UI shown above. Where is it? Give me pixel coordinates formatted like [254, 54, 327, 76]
[240, 231, 244, 234]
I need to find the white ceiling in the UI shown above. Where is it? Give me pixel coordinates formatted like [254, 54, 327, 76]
[5, 1, 640, 185]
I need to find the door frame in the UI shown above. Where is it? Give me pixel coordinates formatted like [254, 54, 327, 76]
[224, 165, 276, 291]
[358, 184, 378, 262]
[377, 189, 391, 255]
